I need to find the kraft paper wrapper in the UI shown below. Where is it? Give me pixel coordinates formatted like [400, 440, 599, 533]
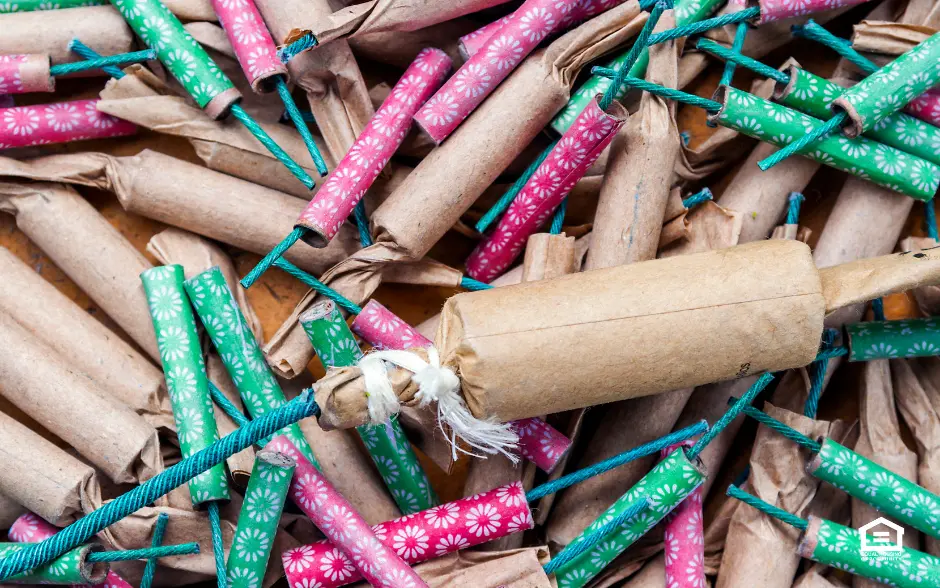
[0, 312, 161, 485]
[348, 19, 474, 70]
[0, 493, 25, 529]
[851, 360, 920, 586]
[622, 554, 665, 587]
[0, 246, 170, 428]
[261, 5, 647, 379]
[893, 357, 940, 556]
[703, 485, 740, 575]
[716, 404, 849, 588]
[900, 0, 940, 26]
[255, 0, 374, 163]
[585, 12, 680, 271]
[901, 236, 940, 316]
[793, 568, 849, 588]
[0, 411, 100, 527]
[851, 20, 934, 56]
[657, 201, 743, 258]
[0, 180, 159, 361]
[0, 6, 133, 68]
[385, 546, 552, 588]
[0, 151, 360, 275]
[97, 65, 332, 199]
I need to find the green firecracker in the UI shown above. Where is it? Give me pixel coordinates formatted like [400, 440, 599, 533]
[0, 544, 105, 585]
[0, 0, 106, 12]
[846, 318, 940, 361]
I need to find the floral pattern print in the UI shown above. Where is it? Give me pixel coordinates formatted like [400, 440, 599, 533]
[717, 87, 939, 201]
[467, 96, 623, 282]
[0, 99, 136, 149]
[758, 0, 868, 22]
[282, 481, 534, 588]
[296, 48, 451, 242]
[905, 87, 940, 128]
[0, 54, 53, 95]
[414, 0, 580, 144]
[660, 442, 706, 588]
[0, 543, 94, 584]
[811, 439, 940, 539]
[184, 266, 320, 468]
[274, 436, 424, 588]
[0, 0, 103, 11]
[458, 15, 512, 59]
[554, 449, 706, 588]
[112, 0, 236, 108]
[142, 265, 230, 505]
[226, 452, 294, 587]
[802, 518, 940, 587]
[209, 0, 284, 90]
[847, 318, 940, 361]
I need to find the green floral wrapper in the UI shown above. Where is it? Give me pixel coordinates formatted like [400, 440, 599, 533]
[0, 544, 104, 584]
[713, 86, 940, 201]
[226, 451, 295, 588]
[674, 0, 724, 26]
[834, 32, 940, 137]
[553, 448, 706, 588]
[846, 318, 940, 361]
[0, 0, 105, 12]
[142, 265, 229, 506]
[776, 66, 940, 166]
[300, 300, 439, 514]
[799, 517, 940, 588]
[109, 0, 237, 110]
[810, 439, 940, 539]
[184, 266, 320, 469]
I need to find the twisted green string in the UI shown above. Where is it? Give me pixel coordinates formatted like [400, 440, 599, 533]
[543, 498, 649, 575]
[719, 22, 750, 87]
[460, 276, 493, 291]
[786, 192, 804, 225]
[526, 421, 708, 502]
[805, 328, 844, 418]
[682, 187, 713, 209]
[871, 298, 886, 322]
[757, 111, 847, 171]
[353, 200, 373, 247]
[230, 103, 316, 190]
[549, 198, 567, 234]
[274, 77, 329, 177]
[599, 0, 666, 110]
[139, 512, 168, 588]
[736, 403, 822, 451]
[207, 502, 225, 588]
[687, 372, 775, 460]
[727, 485, 809, 531]
[68, 39, 126, 79]
[0, 391, 319, 581]
[87, 543, 200, 562]
[649, 6, 760, 45]
[51, 47, 155, 76]
[592, 68, 723, 112]
[926, 199, 939, 241]
[696, 38, 789, 84]
[272, 258, 363, 315]
[475, 140, 557, 234]
[240, 228, 304, 289]
[792, 20, 876, 75]
[209, 382, 251, 427]
[278, 34, 318, 64]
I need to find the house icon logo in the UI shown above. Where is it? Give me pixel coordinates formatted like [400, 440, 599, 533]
[859, 518, 904, 557]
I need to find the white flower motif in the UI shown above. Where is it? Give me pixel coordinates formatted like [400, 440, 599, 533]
[791, 74, 819, 101]
[283, 545, 316, 574]
[165, 49, 196, 82]
[420, 92, 458, 127]
[838, 137, 869, 160]
[391, 74, 428, 106]
[227, 566, 260, 588]
[424, 503, 460, 529]
[246, 487, 281, 523]
[166, 365, 197, 402]
[519, 7, 555, 42]
[4, 107, 39, 136]
[895, 117, 927, 147]
[148, 285, 183, 320]
[246, 46, 273, 79]
[506, 512, 532, 534]
[863, 342, 899, 359]
[234, 527, 271, 563]
[434, 533, 468, 555]
[232, 12, 265, 45]
[910, 159, 939, 195]
[158, 326, 190, 362]
[43, 102, 82, 132]
[381, 568, 419, 588]
[370, 104, 407, 138]
[292, 473, 329, 511]
[734, 115, 763, 136]
[392, 525, 428, 560]
[453, 63, 491, 99]
[318, 548, 354, 582]
[465, 503, 501, 537]
[322, 505, 356, 538]
[486, 35, 524, 71]
[874, 145, 907, 176]
[141, 17, 172, 50]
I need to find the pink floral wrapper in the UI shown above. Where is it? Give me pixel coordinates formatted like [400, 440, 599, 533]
[458, 15, 512, 58]
[210, 0, 286, 92]
[267, 436, 426, 588]
[0, 99, 136, 149]
[351, 299, 571, 473]
[413, 0, 581, 144]
[559, 0, 630, 28]
[9, 512, 133, 588]
[757, 0, 874, 23]
[906, 87, 940, 127]
[465, 96, 623, 282]
[282, 482, 534, 588]
[296, 48, 452, 245]
[662, 444, 706, 588]
[0, 54, 53, 95]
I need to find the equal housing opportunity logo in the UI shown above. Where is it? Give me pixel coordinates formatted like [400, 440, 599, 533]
[859, 518, 905, 560]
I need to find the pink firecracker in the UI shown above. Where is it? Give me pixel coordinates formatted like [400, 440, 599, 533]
[413, 0, 582, 144]
[266, 436, 427, 588]
[662, 444, 706, 588]
[0, 54, 53, 95]
[351, 299, 571, 473]
[282, 482, 534, 588]
[906, 87, 940, 127]
[210, 0, 286, 92]
[9, 512, 133, 588]
[295, 48, 452, 246]
[0, 99, 136, 149]
[466, 96, 624, 282]
[459, 15, 513, 58]
[757, 0, 874, 22]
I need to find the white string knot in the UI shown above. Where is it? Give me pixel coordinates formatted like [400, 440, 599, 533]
[357, 347, 519, 462]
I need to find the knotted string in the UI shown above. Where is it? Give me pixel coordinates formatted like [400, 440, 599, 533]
[592, 68, 723, 112]
[69, 39, 127, 79]
[719, 22, 749, 88]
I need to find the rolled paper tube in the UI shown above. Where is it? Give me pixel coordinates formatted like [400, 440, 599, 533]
[209, 0, 285, 93]
[0, 0, 106, 10]
[350, 299, 571, 473]
[710, 86, 940, 202]
[798, 517, 940, 587]
[757, 0, 874, 23]
[295, 47, 451, 246]
[833, 33, 940, 138]
[184, 266, 320, 468]
[10, 512, 132, 588]
[846, 318, 940, 361]
[413, 0, 581, 144]
[906, 88, 940, 128]
[0, 544, 107, 585]
[459, 15, 512, 58]
[109, 0, 241, 119]
[775, 66, 940, 166]
[281, 481, 534, 588]
[466, 96, 626, 282]
[0, 99, 136, 149]
[661, 445, 706, 588]
[269, 437, 426, 588]
[552, 448, 707, 588]
[810, 438, 940, 539]
[301, 300, 439, 514]
[673, 0, 723, 27]
[0, 54, 53, 94]
[141, 265, 230, 506]
[225, 451, 295, 588]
